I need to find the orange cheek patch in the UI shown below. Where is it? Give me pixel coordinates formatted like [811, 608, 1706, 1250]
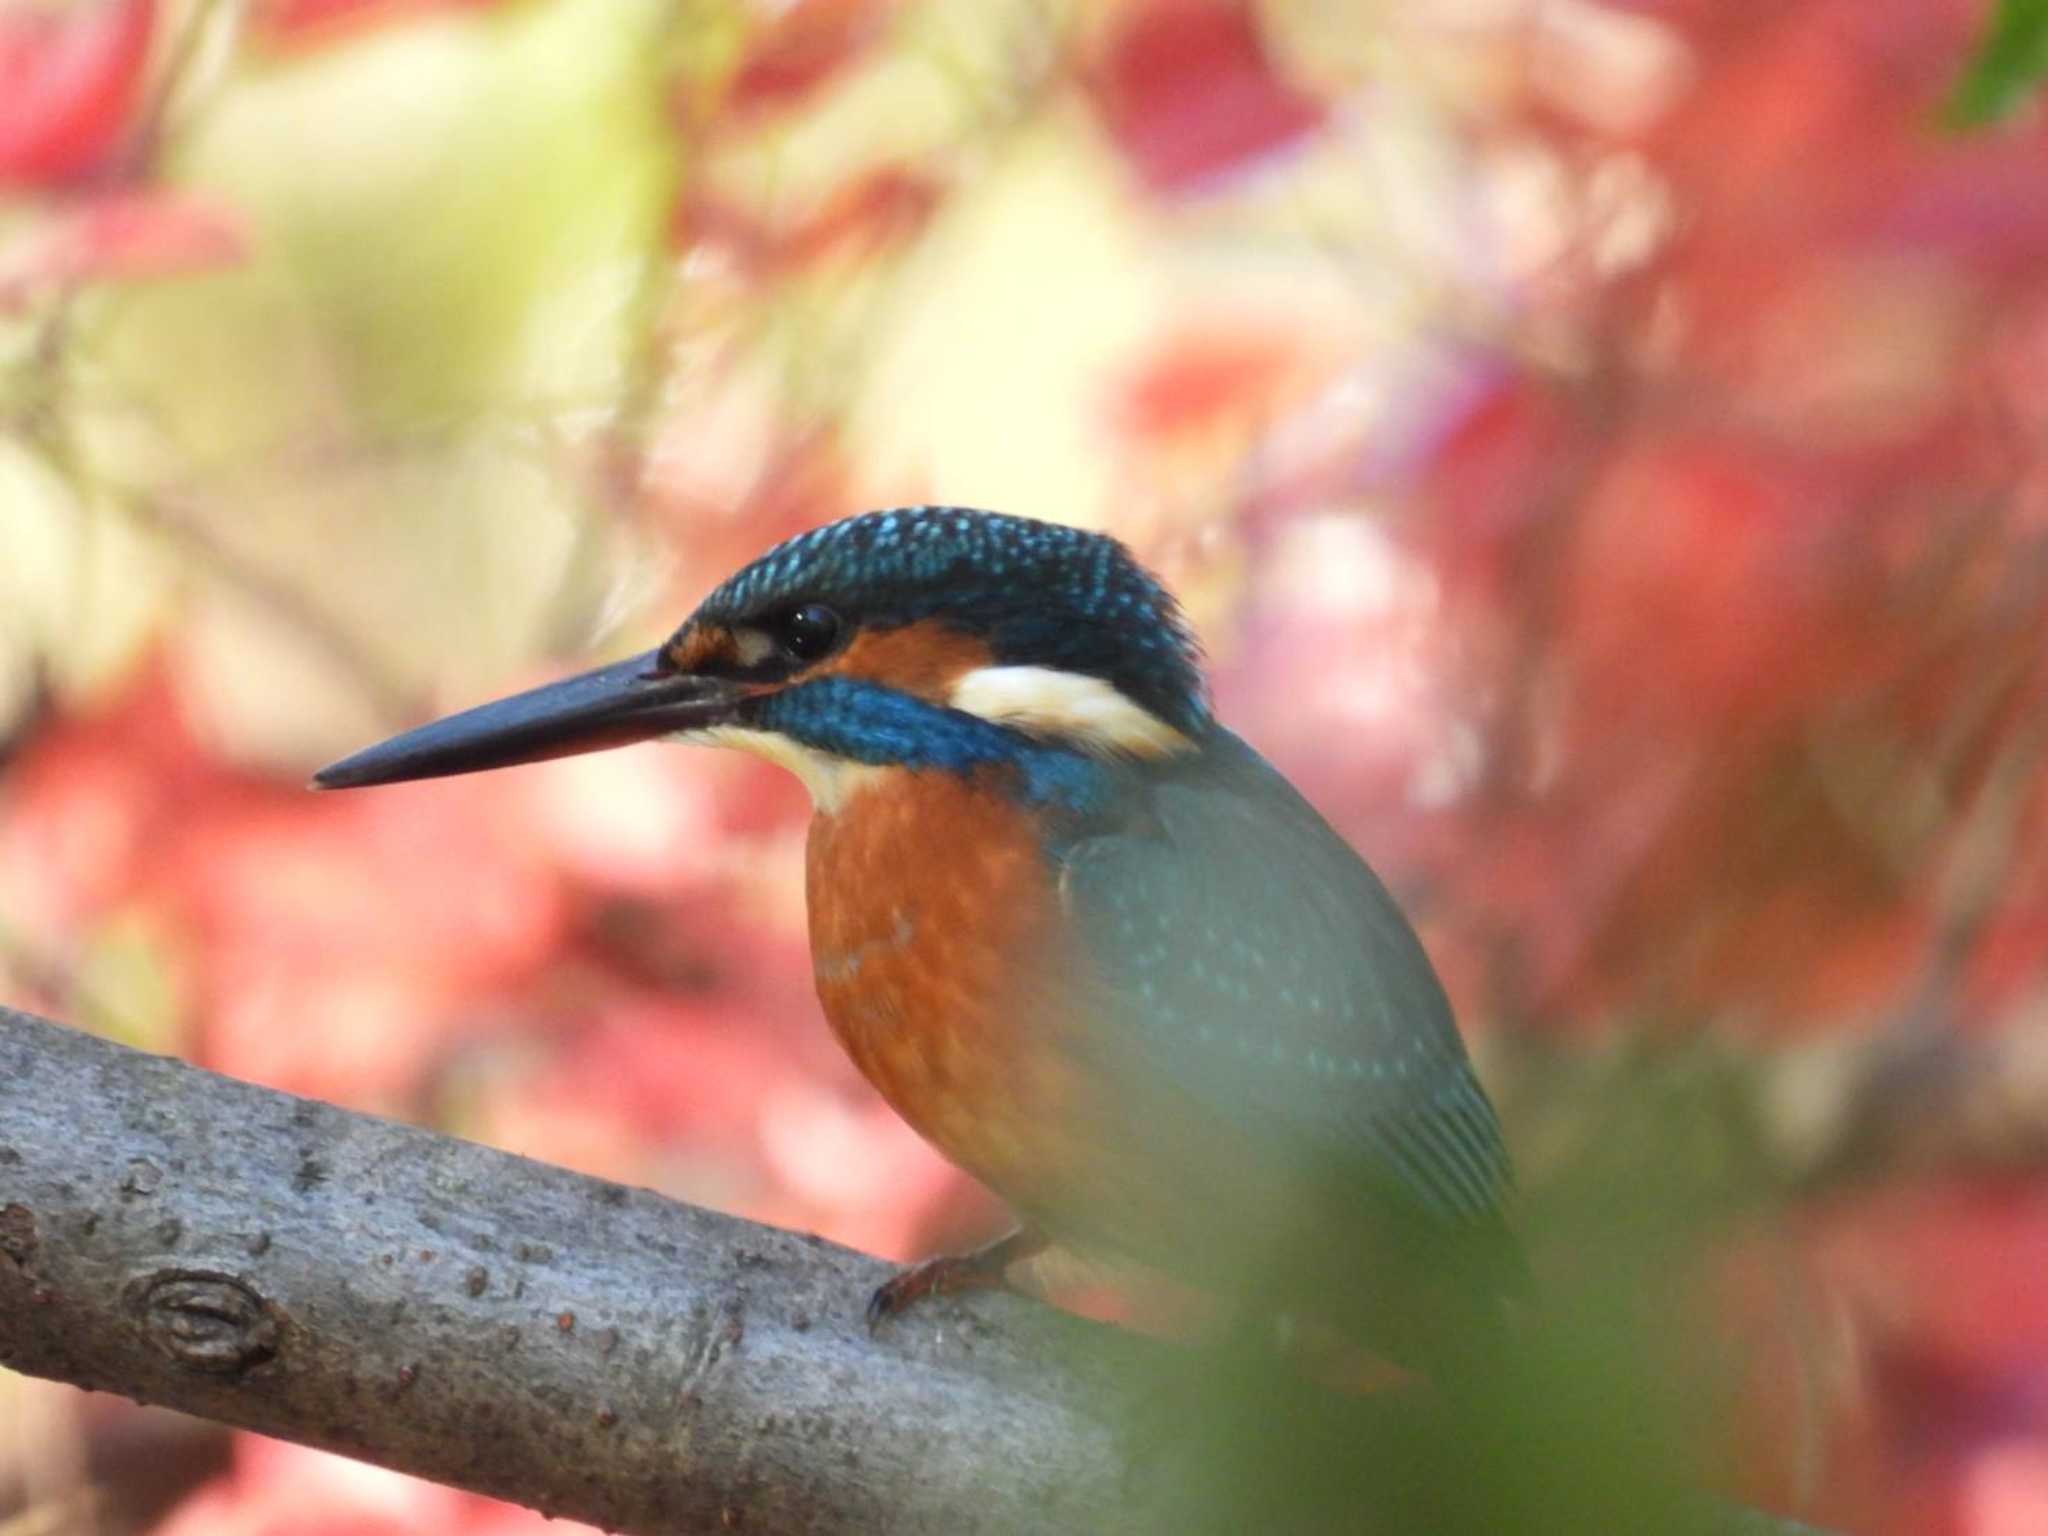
[663, 624, 737, 673]
[818, 621, 992, 702]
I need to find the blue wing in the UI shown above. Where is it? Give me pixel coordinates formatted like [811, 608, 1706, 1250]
[1056, 729, 1512, 1230]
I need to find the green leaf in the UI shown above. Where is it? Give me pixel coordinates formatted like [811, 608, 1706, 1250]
[1944, 0, 2048, 129]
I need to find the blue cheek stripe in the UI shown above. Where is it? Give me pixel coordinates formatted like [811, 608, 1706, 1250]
[749, 678, 1115, 818]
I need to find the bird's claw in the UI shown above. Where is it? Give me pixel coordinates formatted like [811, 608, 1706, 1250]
[865, 1254, 1002, 1331]
[865, 1229, 1049, 1332]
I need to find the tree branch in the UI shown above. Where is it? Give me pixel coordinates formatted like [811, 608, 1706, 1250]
[0, 1006, 1840, 1535]
[0, 1006, 1147, 1534]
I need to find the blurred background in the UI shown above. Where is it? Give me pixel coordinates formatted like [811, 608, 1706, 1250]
[3, 0, 2048, 1531]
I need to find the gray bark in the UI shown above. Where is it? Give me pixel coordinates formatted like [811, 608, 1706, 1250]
[0, 1006, 1839, 1536]
[0, 1006, 1148, 1534]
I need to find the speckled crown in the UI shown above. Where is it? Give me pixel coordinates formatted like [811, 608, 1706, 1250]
[690, 507, 1210, 733]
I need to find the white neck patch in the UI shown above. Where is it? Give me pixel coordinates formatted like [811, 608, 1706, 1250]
[691, 725, 886, 814]
[947, 665, 1194, 759]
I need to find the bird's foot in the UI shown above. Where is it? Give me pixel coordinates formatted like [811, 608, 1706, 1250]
[865, 1227, 1047, 1331]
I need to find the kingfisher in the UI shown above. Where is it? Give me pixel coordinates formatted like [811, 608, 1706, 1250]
[315, 507, 1519, 1381]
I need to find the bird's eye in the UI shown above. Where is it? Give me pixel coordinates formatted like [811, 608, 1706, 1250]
[776, 603, 843, 663]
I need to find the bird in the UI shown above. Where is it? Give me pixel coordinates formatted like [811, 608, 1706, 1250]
[314, 506, 1520, 1382]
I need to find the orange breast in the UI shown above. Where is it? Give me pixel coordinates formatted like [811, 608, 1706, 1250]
[806, 769, 1091, 1212]
[805, 771, 1443, 1310]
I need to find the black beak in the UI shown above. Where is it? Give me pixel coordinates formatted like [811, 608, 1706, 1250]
[312, 649, 749, 790]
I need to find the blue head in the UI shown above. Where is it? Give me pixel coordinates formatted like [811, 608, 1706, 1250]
[691, 508, 1205, 729]
[314, 507, 1210, 812]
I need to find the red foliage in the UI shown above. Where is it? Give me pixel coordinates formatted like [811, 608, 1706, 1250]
[248, 0, 508, 51]
[154, 1431, 604, 1536]
[9, 0, 2048, 1529]
[724, 0, 897, 117]
[1088, 0, 1326, 196]
[1116, 328, 1301, 443]
[0, 0, 153, 187]
[1720, 1185, 2048, 1536]
[1388, 0, 2048, 1037]
[1409, 370, 1574, 614]
[1561, 439, 1854, 726]
[1325, 3, 2048, 1522]
[783, 164, 943, 266]
[0, 658, 954, 1252]
[675, 164, 944, 275]
[0, 190, 247, 308]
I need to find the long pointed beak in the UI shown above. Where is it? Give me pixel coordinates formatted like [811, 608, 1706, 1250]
[312, 649, 748, 790]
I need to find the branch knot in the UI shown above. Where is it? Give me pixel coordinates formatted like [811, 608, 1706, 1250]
[130, 1270, 280, 1374]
